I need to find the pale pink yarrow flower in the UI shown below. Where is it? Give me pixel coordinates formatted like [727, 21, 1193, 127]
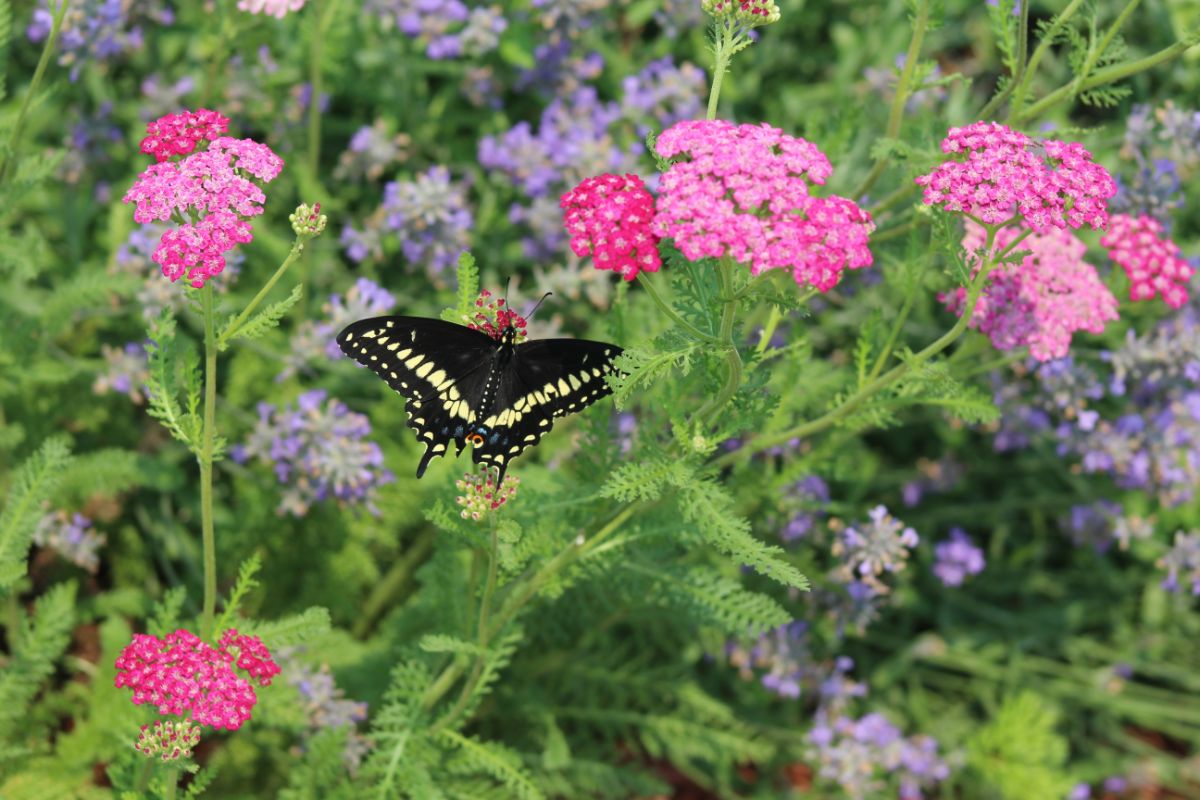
[140, 109, 230, 162]
[651, 119, 873, 292]
[561, 173, 661, 281]
[915, 121, 1116, 233]
[238, 0, 306, 16]
[114, 629, 279, 731]
[942, 223, 1118, 361]
[1101, 214, 1195, 309]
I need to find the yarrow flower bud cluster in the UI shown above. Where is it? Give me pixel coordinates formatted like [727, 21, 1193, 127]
[114, 629, 279, 731]
[702, 0, 781, 26]
[651, 119, 874, 291]
[943, 223, 1119, 361]
[123, 110, 284, 288]
[916, 121, 1116, 233]
[290, 202, 327, 238]
[139, 108, 229, 162]
[561, 174, 661, 281]
[465, 289, 529, 342]
[456, 468, 520, 519]
[1101, 213, 1195, 309]
[134, 720, 203, 761]
[832, 506, 919, 593]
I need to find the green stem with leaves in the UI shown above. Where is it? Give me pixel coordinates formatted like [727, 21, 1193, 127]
[853, 0, 931, 199]
[637, 272, 718, 343]
[217, 240, 307, 348]
[706, 20, 736, 120]
[0, 0, 68, 186]
[1008, 0, 1088, 120]
[695, 258, 744, 424]
[975, 0, 1030, 121]
[199, 285, 219, 641]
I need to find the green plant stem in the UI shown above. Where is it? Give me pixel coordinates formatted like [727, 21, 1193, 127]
[307, 0, 339, 176]
[636, 272, 717, 343]
[975, 0, 1030, 120]
[714, 227, 1013, 467]
[868, 183, 920, 217]
[430, 525, 499, 734]
[352, 529, 436, 639]
[0, 0, 68, 186]
[165, 770, 178, 800]
[1015, 36, 1199, 123]
[199, 285, 219, 641]
[866, 284, 916, 382]
[217, 241, 306, 348]
[706, 21, 736, 120]
[200, 8, 237, 107]
[870, 219, 922, 245]
[755, 306, 782, 355]
[695, 258, 743, 424]
[1008, 0, 1088, 120]
[852, 0, 930, 199]
[1084, 0, 1143, 80]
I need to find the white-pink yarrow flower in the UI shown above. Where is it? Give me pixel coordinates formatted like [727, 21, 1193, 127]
[651, 119, 874, 292]
[915, 121, 1116, 233]
[943, 223, 1119, 361]
[237, 0, 306, 17]
[1101, 213, 1195, 309]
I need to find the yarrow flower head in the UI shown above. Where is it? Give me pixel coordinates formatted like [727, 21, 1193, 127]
[652, 119, 874, 292]
[114, 629, 278, 731]
[702, 0, 781, 27]
[231, 390, 395, 516]
[561, 173, 661, 281]
[139, 108, 229, 162]
[465, 289, 528, 342]
[943, 222, 1119, 361]
[237, 0, 307, 17]
[134, 720, 203, 762]
[456, 468, 520, 520]
[33, 510, 105, 572]
[1101, 213, 1195, 309]
[915, 121, 1116, 233]
[290, 202, 327, 238]
[123, 111, 284, 288]
[832, 506, 919, 592]
[932, 527, 985, 587]
[219, 629, 283, 684]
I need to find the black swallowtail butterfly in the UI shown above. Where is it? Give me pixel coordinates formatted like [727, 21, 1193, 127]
[336, 315, 622, 485]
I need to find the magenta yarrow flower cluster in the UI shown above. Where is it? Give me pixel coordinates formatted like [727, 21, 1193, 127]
[561, 173, 661, 281]
[944, 223, 1118, 361]
[651, 120, 874, 292]
[124, 110, 284, 288]
[457, 469, 521, 520]
[139, 108, 229, 162]
[1101, 214, 1195, 309]
[465, 289, 529, 342]
[114, 628, 280, 731]
[134, 720, 203, 762]
[916, 122, 1116, 233]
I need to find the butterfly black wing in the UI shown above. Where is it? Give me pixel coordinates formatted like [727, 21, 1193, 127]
[336, 316, 499, 476]
[470, 338, 623, 483]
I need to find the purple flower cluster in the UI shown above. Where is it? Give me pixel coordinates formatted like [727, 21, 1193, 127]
[281, 653, 369, 771]
[364, 1, 506, 59]
[1061, 500, 1123, 552]
[60, 102, 122, 189]
[33, 510, 105, 572]
[726, 622, 809, 698]
[94, 342, 149, 404]
[335, 121, 412, 183]
[280, 278, 396, 380]
[232, 390, 395, 516]
[619, 57, 706, 136]
[932, 528, 985, 587]
[1114, 103, 1198, 223]
[832, 505, 919, 593]
[778, 475, 830, 542]
[341, 167, 473, 281]
[1159, 531, 1200, 594]
[807, 710, 950, 800]
[901, 456, 962, 507]
[28, 0, 174, 81]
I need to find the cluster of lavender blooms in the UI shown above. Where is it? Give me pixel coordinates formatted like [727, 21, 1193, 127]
[280, 279, 395, 381]
[59, 102, 121, 191]
[1113, 102, 1198, 223]
[94, 342, 149, 404]
[33, 510, 105, 572]
[334, 121, 412, 183]
[340, 166, 473, 282]
[139, 75, 196, 121]
[231, 390, 395, 516]
[281, 653, 370, 771]
[1159, 531, 1200, 595]
[364, 1, 506, 59]
[27, 0, 175, 81]
[478, 58, 704, 263]
[776, 475, 830, 542]
[932, 528, 985, 587]
[833, 505, 920, 593]
[220, 46, 326, 145]
[112, 224, 243, 320]
[863, 54, 948, 112]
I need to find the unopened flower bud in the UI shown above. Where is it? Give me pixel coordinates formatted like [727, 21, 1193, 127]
[703, 0, 781, 26]
[290, 202, 327, 238]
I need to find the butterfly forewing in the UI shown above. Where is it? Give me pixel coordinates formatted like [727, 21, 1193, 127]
[470, 338, 623, 482]
[336, 316, 499, 475]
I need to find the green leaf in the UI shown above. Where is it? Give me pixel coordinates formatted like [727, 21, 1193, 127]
[610, 345, 696, 409]
[624, 563, 791, 635]
[144, 312, 197, 451]
[148, 586, 188, 638]
[0, 582, 77, 741]
[418, 633, 486, 656]
[0, 436, 71, 592]
[219, 283, 303, 350]
[442, 251, 480, 323]
[435, 730, 544, 800]
[214, 554, 263, 635]
[599, 458, 693, 503]
[243, 606, 332, 649]
[966, 692, 1074, 800]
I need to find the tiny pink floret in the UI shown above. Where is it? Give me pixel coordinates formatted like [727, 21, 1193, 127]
[560, 173, 661, 281]
[114, 628, 279, 731]
[650, 119, 873, 292]
[140, 109, 230, 163]
[943, 223, 1119, 361]
[1101, 213, 1195, 309]
[915, 121, 1116, 233]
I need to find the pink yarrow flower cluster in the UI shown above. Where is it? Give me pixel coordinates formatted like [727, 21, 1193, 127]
[1101, 214, 1195, 309]
[651, 119, 874, 291]
[114, 628, 280, 731]
[943, 223, 1118, 361]
[237, 0, 307, 17]
[561, 173, 661, 281]
[464, 289, 528, 342]
[140, 108, 229, 162]
[123, 111, 284, 288]
[915, 121, 1116, 233]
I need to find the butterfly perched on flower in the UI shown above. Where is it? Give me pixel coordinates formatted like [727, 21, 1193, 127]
[336, 292, 622, 484]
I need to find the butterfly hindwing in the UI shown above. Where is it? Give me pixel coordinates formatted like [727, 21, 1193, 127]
[470, 338, 623, 482]
[336, 316, 498, 475]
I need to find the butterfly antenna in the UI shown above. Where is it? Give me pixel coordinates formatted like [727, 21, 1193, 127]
[526, 292, 553, 321]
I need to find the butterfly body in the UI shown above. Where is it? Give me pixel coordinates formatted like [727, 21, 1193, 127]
[336, 314, 622, 484]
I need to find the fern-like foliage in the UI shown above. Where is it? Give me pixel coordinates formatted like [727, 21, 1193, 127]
[243, 606, 333, 649]
[966, 692, 1074, 800]
[218, 283, 303, 350]
[214, 554, 263, 635]
[0, 436, 71, 591]
[0, 582, 77, 744]
[144, 312, 200, 453]
[622, 562, 791, 635]
[441, 251, 480, 323]
[611, 344, 697, 409]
